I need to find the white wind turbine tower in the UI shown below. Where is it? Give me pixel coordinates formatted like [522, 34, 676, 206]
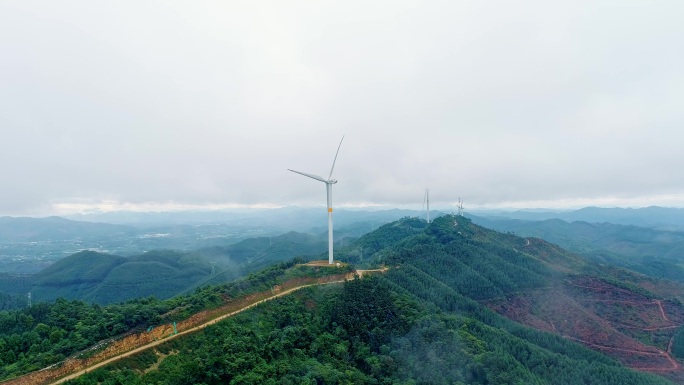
[423, 188, 430, 223]
[288, 136, 344, 265]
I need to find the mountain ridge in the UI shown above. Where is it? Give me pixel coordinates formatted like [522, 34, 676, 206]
[473, 206, 684, 230]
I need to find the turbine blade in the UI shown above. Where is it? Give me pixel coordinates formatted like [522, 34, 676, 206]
[328, 135, 345, 180]
[288, 169, 327, 183]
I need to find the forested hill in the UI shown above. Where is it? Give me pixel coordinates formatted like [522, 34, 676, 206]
[469, 215, 684, 283]
[471, 206, 684, 231]
[3, 216, 684, 384]
[0, 250, 213, 305]
[0, 231, 330, 307]
[347, 215, 684, 382]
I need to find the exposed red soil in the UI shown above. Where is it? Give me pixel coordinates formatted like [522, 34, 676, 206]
[303, 260, 348, 267]
[486, 276, 684, 377]
[2, 269, 387, 385]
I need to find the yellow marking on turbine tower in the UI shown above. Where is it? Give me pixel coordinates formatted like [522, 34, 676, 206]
[328, 208, 333, 212]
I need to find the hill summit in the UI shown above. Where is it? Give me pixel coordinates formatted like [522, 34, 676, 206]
[346, 214, 684, 380]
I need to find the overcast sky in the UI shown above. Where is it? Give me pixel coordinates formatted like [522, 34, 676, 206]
[1, 1, 684, 216]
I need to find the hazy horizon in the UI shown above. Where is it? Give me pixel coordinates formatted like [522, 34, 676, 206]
[2, 202, 683, 220]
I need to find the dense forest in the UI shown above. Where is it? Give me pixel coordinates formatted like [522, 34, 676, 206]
[471, 215, 684, 284]
[2, 215, 682, 384]
[62, 276, 670, 385]
[0, 260, 348, 381]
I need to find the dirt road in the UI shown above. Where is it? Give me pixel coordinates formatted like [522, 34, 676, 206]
[36, 268, 388, 385]
[49, 279, 346, 384]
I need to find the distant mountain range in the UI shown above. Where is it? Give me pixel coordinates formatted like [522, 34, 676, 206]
[472, 206, 684, 231]
[4, 205, 684, 274]
[6, 205, 684, 306]
[64, 207, 431, 229]
[470, 213, 684, 283]
[0, 209, 426, 273]
[0, 216, 135, 242]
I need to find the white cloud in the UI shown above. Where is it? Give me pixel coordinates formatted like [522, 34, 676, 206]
[1, 0, 684, 215]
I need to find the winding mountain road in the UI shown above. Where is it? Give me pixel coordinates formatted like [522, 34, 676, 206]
[2, 268, 387, 385]
[50, 279, 347, 384]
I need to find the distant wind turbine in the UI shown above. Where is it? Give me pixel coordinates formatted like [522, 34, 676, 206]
[288, 136, 345, 265]
[423, 188, 430, 223]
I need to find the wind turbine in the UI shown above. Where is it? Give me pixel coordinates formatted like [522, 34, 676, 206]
[423, 188, 430, 223]
[288, 136, 344, 265]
